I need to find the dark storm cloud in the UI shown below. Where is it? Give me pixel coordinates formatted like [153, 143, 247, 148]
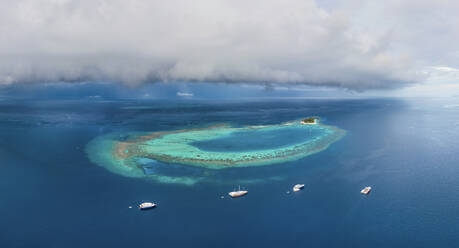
[0, 0, 456, 89]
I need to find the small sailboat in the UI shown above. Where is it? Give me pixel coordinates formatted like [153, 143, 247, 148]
[293, 184, 305, 192]
[228, 186, 248, 198]
[360, 186, 372, 195]
[139, 202, 157, 210]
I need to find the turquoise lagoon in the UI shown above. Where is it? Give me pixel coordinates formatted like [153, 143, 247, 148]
[86, 119, 345, 184]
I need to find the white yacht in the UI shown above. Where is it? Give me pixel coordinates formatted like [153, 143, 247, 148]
[228, 186, 248, 198]
[293, 184, 305, 192]
[139, 202, 157, 210]
[360, 186, 372, 195]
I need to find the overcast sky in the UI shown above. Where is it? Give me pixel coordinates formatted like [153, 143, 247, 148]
[0, 0, 458, 94]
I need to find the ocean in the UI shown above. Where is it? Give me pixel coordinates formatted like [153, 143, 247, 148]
[1, 97, 459, 247]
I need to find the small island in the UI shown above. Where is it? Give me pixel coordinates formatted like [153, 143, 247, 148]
[301, 117, 319, 125]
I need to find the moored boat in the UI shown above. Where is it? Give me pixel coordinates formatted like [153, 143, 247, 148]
[139, 202, 156, 210]
[360, 186, 372, 195]
[228, 186, 248, 198]
[293, 184, 305, 192]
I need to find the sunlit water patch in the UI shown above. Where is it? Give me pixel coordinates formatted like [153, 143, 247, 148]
[86, 119, 345, 185]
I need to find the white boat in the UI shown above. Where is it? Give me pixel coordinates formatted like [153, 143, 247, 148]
[139, 202, 156, 210]
[360, 186, 372, 195]
[228, 186, 248, 198]
[293, 184, 305, 192]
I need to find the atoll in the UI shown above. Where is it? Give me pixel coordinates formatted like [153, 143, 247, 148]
[86, 119, 345, 184]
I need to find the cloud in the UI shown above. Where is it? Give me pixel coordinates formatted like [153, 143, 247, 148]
[0, 0, 456, 90]
[432, 67, 459, 72]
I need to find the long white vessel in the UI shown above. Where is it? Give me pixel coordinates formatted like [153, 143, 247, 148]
[360, 186, 372, 195]
[139, 202, 157, 210]
[228, 186, 248, 198]
[293, 184, 305, 192]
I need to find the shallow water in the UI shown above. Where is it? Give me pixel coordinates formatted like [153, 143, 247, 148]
[191, 125, 324, 152]
[86, 120, 344, 179]
[1, 97, 459, 247]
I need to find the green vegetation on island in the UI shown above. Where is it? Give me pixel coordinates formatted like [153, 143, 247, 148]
[301, 117, 318, 124]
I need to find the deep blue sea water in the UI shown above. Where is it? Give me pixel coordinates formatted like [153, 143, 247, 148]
[1, 97, 459, 247]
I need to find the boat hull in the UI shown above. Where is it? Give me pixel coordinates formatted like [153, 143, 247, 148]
[293, 184, 305, 192]
[139, 203, 157, 210]
[228, 191, 248, 198]
[360, 187, 372, 195]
